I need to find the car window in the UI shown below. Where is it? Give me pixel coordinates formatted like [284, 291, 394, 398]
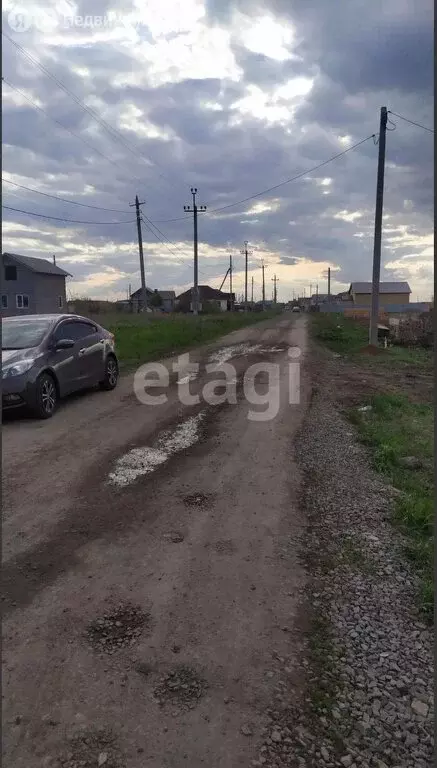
[2, 317, 53, 349]
[53, 321, 97, 342]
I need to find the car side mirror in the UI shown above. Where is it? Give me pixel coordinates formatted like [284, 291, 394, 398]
[55, 338, 75, 350]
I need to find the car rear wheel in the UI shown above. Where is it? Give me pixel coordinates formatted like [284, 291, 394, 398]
[31, 372, 58, 419]
[99, 354, 119, 391]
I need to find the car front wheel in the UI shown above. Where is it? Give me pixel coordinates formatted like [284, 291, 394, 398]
[31, 372, 58, 419]
[99, 355, 119, 391]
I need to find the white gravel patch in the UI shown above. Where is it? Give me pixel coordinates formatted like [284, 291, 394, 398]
[208, 343, 262, 364]
[108, 413, 204, 487]
[108, 447, 168, 487]
[156, 413, 204, 454]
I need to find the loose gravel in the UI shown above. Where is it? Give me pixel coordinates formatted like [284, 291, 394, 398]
[252, 364, 434, 768]
[56, 728, 123, 768]
[86, 603, 149, 654]
[153, 665, 208, 711]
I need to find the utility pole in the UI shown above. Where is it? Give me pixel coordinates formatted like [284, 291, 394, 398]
[229, 254, 233, 311]
[272, 275, 279, 304]
[251, 276, 254, 305]
[241, 241, 252, 311]
[129, 195, 147, 312]
[328, 268, 331, 298]
[184, 187, 207, 315]
[369, 106, 388, 346]
[262, 261, 266, 310]
[310, 283, 312, 298]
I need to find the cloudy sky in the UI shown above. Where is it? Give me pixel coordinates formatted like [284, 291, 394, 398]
[2, 0, 434, 302]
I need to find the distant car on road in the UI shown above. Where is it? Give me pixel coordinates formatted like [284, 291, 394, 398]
[2, 314, 119, 418]
[292, 306, 301, 312]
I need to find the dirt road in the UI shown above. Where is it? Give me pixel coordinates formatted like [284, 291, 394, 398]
[3, 313, 310, 768]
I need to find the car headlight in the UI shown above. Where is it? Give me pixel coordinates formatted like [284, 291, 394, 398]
[2, 359, 35, 378]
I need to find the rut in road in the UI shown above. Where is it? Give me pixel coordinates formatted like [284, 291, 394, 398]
[3, 315, 310, 768]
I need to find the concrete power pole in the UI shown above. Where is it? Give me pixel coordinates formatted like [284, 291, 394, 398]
[241, 241, 252, 311]
[251, 276, 254, 306]
[184, 187, 207, 315]
[262, 261, 266, 311]
[129, 195, 147, 312]
[328, 268, 331, 298]
[229, 254, 233, 311]
[369, 106, 388, 346]
[272, 275, 279, 304]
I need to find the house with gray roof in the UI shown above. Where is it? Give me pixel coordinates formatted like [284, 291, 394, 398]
[1, 252, 71, 317]
[348, 281, 411, 306]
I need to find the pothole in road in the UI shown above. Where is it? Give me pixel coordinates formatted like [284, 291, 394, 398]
[153, 665, 208, 710]
[86, 603, 150, 654]
[57, 728, 123, 768]
[163, 531, 185, 543]
[213, 539, 236, 555]
[183, 492, 211, 507]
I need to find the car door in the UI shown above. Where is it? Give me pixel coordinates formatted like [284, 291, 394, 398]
[47, 320, 83, 395]
[73, 321, 106, 386]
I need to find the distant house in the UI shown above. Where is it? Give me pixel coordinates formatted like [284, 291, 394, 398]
[1, 252, 71, 317]
[175, 285, 234, 313]
[310, 293, 332, 306]
[129, 287, 175, 313]
[349, 282, 411, 307]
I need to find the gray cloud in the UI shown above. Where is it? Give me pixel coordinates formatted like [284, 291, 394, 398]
[1, 0, 433, 302]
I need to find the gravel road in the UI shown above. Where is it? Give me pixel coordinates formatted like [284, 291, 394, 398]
[3, 313, 310, 768]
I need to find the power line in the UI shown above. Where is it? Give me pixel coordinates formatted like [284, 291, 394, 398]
[2, 204, 135, 225]
[387, 110, 434, 135]
[3, 32, 182, 189]
[2, 178, 127, 213]
[152, 134, 376, 223]
[140, 215, 194, 267]
[141, 214, 192, 260]
[2, 77, 145, 190]
[140, 213, 225, 282]
[208, 135, 376, 214]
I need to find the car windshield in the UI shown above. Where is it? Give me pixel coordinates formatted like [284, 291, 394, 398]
[2, 317, 53, 350]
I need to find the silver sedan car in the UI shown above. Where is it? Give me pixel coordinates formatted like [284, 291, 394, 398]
[2, 314, 119, 418]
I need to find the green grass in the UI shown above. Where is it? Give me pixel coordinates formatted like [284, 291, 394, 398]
[311, 313, 434, 370]
[350, 393, 434, 619]
[91, 310, 282, 368]
[311, 313, 368, 354]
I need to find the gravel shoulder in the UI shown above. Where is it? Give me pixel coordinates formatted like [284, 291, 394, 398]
[258, 347, 434, 768]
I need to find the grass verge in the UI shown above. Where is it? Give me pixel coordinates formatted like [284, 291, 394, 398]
[91, 310, 281, 369]
[311, 312, 433, 369]
[311, 313, 368, 354]
[349, 393, 434, 619]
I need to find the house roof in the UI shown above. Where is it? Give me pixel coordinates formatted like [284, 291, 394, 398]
[130, 287, 154, 298]
[3, 252, 71, 277]
[350, 281, 411, 294]
[176, 285, 232, 301]
[130, 288, 175, 299]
